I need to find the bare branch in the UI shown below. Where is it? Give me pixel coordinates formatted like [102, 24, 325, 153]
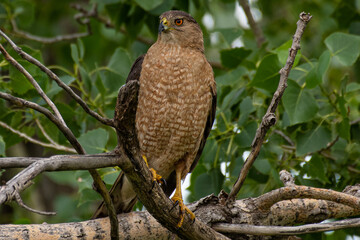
[0, 92, 83, 152]
[14, 192, 56, 216]
[279, 170, 295, 186]
[227, 12, 312, 202]
[0, 120, 76, 153]
[238, 0, 265, 47]
[213, 218, 360, 236]
[9, 9, 91, 44]
[0, 154, 121, 170]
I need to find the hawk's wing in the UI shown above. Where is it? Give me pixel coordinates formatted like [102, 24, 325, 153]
[126, 54, 145, 83]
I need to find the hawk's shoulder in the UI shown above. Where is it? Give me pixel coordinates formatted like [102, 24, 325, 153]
[126, 54, 146, 83]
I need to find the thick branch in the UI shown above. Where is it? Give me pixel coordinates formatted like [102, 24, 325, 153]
[227, 12, 312, 201]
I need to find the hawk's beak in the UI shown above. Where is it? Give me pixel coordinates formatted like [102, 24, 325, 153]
[158, 17, 170, 34]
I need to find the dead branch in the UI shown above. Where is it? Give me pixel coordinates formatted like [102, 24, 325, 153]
[227, 12, 312, 202]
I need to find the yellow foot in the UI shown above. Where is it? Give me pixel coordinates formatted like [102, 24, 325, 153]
[171, 195, 196, 228]
[142, 155, 166, 186]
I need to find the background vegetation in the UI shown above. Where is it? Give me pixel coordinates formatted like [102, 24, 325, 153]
[0, 0, 360, 239]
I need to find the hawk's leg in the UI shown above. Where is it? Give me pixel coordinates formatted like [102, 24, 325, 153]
[142, 155, 166, 186]
[171, 163, 196, 228]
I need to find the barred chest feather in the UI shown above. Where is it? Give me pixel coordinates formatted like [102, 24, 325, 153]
[135, 42, 213, 179]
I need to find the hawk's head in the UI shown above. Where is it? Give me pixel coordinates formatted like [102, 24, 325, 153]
[157, 10, 204, 52]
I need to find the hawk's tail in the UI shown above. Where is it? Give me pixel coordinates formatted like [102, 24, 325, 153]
[91, 171, 137, 219]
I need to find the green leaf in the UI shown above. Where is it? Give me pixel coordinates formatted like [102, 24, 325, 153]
[251, 53, 281, 92]
[306, 50, 331, 89]
[325, 32, 360, 66]
[70, 44, 79, 64]
[216, 28, 244, 45]
[108, 48, 132, 77]
[303, 155, 329, 184]
[216, 66, 247, 86]
[337, 117, 350, 141]
[9, 65, 33, 95]
[296, 125, 332, 156]
[346, 82, 360, 92]
[193, 168, 224, 199]
[282, 79, 319, 125]
[274, 39, 301, 66]
[78, 128, 109, 154]
[77, 38, 85, 60]
[134, 0, 164, 11]
[238, 96, 255, 126]
[0, 135, 5, 156]
[220, 47, 252, 69]
[234, 121, 257, 148]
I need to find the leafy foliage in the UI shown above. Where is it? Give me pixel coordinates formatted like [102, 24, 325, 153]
[0, 0, 360, 239]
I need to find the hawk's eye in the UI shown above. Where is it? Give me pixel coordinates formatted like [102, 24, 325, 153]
[174, 19, 183, 26]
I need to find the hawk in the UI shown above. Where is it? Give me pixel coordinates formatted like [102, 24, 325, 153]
[93, 10, 216, 227]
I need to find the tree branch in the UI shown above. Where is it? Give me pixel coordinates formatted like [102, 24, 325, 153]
[0, 29, 114, 127]
[227, 12, 312, 202]
[238, 0, 265, 47]
[0, 120, 76, 153]
[0, 43, 66, 126]
[213, 218, 360, 236]
[0, 31, 119, 239]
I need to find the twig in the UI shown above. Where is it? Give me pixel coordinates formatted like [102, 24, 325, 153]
[213, 218, 360, 235]
[0, 92, 83, 151]
[15, 192, 56, 216]
[0, 29, 114, 127]
[274, 129, 295, 146]
[279, 170, 295, 186]
[227, 12, 312, 202]
[10, 11, 91, 44]
[0, 120, 76, 153]
[238, 0, 265, 47]
[0, 44, 66, 127]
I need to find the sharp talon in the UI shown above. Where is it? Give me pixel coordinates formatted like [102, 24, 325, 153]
[170, 200, 179, 212]
[161, 178, 167, 188]
[191, 218, 195, 224]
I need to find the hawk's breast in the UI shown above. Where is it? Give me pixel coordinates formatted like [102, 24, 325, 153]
[135, 43, 212, 179]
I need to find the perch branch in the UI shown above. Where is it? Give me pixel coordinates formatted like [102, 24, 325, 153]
[238, 0, 265, 47]
[0, 120, 76, 153]
[227, 12, 312, 202]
